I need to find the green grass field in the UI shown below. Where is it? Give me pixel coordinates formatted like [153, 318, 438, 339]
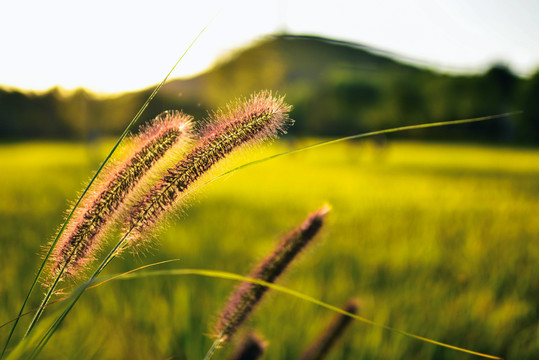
[1, 139, 538, 359]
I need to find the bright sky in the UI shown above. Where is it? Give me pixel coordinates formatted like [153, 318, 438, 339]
[1, 0, 538, 94]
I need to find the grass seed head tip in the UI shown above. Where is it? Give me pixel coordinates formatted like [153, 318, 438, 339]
[215, 205, 329, 342]
[138, 110, 193, 143]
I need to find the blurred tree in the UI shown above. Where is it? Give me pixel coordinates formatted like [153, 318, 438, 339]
[0, 35, 535, 143]
[478, 64, 520, 141]
[519, 69, 539, 142]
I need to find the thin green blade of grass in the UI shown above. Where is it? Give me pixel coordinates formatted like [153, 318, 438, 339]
[6, 264, 502, 360]
[118, 268, 503, 360]
[0, 22, 211, 360]
[25, 211, 161, 359]
[198, 111, 521, 190]
[0, 259, 180, 331]
[202, 338, 223, 360]
[24, 112, 515, 359]
[2, 259, 178, 360]
[27, 232, 182, 359]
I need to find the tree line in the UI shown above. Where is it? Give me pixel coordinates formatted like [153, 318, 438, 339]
[1, 35, 538, 143]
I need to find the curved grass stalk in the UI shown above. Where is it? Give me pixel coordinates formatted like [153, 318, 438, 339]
[115, 268, 501, 360]
[27, 243, 135, 359]
[202, 337, 224, 360]
[2, 260, 180, 360]
[0, 22, 211, 360]
[0, 260, 179, 330]
[9, 266, 501, 360]
[197, 111, 521, 190]
[23, 113, 515, 359]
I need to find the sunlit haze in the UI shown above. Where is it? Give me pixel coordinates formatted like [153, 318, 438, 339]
[1, 0, 538, 94]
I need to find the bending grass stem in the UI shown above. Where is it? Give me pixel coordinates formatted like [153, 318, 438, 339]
[125, 269, 502, 360]
[202, 337, 224, 360]
[24, 249, 78, 337]
[198, 112, 520, 190]
[1, 21, 211, 360]
[0, 260, 179, 331]
[28, 233, 134, 360]
[27, 196, 170, 359]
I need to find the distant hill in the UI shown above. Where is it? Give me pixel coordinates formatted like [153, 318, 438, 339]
[159, 34, 422, 105]
[1, 34, 538, 142]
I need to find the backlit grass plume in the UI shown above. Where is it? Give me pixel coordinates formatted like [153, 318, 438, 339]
[125, 91, 292, 246]
[298, 299, 359, 360]
[47, 111, 192, 282]
[214, 205, 330, 343]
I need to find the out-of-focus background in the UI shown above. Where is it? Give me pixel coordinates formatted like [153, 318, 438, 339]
[1, 1, 539, 359]
[1, 0, 539, 142]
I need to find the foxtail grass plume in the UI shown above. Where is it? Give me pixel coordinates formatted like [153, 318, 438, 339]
[215, 205, 330, 343]
[298, 299, 359, 360]
[47, 111, 192, 282]
[227, 333, 266, 360]
[125, 91, 292, 246]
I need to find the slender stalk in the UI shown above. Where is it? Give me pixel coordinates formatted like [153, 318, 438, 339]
[215, 206, 329, 343]
[1, 20, 210, 360]
[202, 338, 224, 360]
[28, 239, 137, 359]
[298, 299, 359, 360]
[118, 268, 503, 360]
[197, 112, 521, 191]
[24, 251, 74, 337]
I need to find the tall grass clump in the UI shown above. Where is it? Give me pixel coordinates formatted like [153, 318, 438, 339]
[0, 28, 206, 358]
[21, 111, 192, 339]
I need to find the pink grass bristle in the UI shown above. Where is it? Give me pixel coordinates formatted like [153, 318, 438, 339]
[125, 91, 292, 246]
[47, 111, 192, 283]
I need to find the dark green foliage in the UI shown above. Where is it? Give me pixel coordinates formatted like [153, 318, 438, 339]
[519, 70, 539, 142]
[0, 35, 536, 143]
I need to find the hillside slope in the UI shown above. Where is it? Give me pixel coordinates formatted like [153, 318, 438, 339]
[1, 34, 535, 141]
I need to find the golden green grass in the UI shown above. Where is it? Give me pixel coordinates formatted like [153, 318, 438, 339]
[1, 139, 538, 359]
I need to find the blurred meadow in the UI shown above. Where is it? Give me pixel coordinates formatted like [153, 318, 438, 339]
[1, 136, 539, 359]
[1, 14, 539, 359]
